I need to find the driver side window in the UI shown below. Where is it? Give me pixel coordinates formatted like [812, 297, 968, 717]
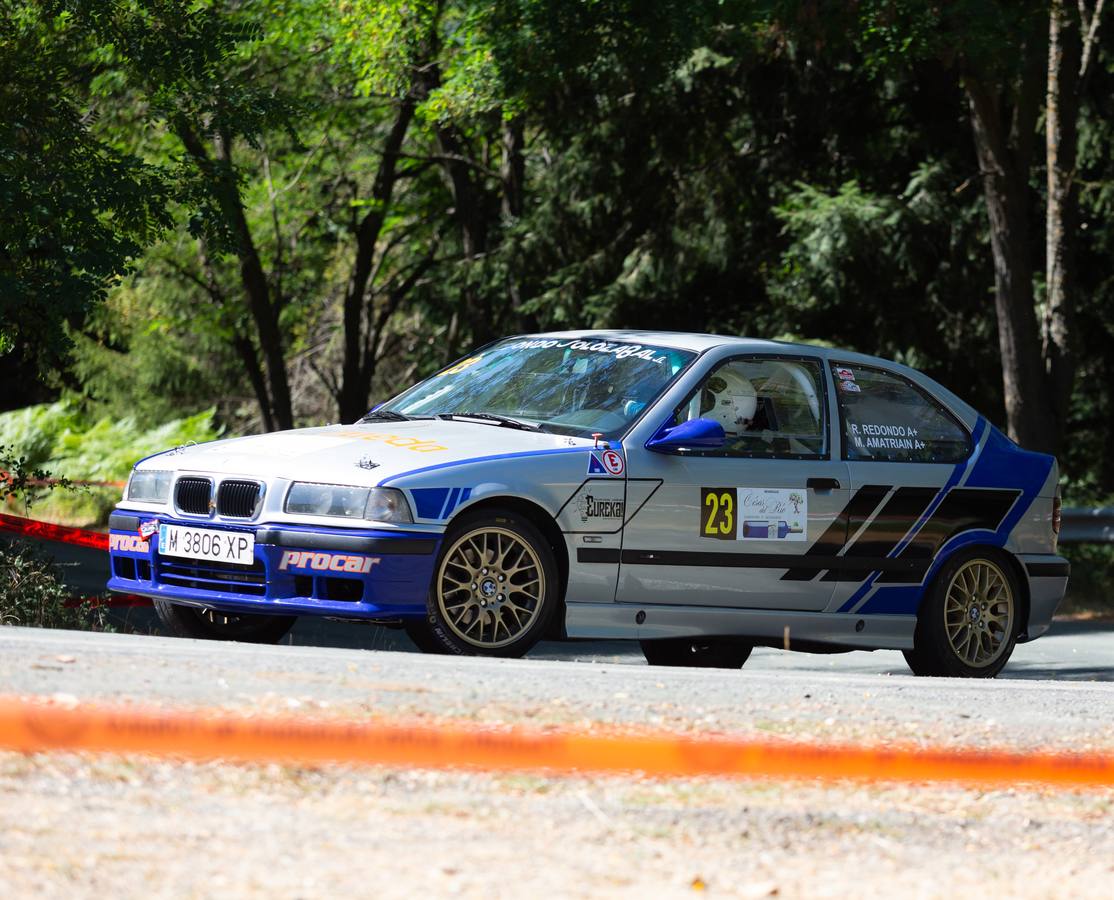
[674, 357, 828, 459]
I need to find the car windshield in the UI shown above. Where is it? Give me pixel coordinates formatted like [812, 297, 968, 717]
[377, 337, 697, 440]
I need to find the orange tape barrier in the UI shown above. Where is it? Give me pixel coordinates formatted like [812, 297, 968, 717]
[0, 512, 108, 551]
[1, 697, 1112, 788]
[63, 594, 151, 609]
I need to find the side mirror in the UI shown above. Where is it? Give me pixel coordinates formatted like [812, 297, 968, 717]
[645, 418, 726, 453]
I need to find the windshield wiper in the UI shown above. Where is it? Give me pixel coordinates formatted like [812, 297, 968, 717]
[357, 409, 413, 424]
[438, 413, 544, 432]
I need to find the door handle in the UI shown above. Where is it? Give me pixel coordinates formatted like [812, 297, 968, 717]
[807, 477, 841, 491]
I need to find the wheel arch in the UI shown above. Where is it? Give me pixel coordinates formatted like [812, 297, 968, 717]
[917, 542, 1030, 637]
[447, 495, 569, 638]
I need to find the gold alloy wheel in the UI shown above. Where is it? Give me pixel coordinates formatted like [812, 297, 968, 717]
[436, 526, 545, 649]
[943, 558, 1014, 668]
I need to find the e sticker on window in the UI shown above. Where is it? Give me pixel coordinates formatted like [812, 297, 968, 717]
[701, 487, 807, 541]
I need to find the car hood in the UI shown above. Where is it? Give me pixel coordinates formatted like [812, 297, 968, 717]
[136, 420, 597, 485]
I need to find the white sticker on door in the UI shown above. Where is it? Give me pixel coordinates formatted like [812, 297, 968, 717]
[700, 487, 808, 541]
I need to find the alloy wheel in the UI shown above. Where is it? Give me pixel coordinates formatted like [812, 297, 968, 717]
[943, 559, 1015, 668]
[436, 526, 545, 649]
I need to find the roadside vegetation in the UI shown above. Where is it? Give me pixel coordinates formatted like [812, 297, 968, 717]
[0, 446, 113, 630]
[0, 403, 220, 527]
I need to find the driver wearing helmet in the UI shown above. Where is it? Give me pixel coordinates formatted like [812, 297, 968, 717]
[700, 370, 758, 436]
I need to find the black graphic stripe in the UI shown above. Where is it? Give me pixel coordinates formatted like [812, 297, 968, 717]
[577, 547, 928, 578]
[820, 486, 938, 581]
[1026, 561, 1070, 578]
[875, 488, 1020, 583]
[780, 484, 890, 581]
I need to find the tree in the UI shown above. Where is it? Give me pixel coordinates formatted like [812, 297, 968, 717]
[0, 3, 170, 381]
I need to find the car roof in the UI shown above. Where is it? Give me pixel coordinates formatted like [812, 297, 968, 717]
[525, 330, 980, 424]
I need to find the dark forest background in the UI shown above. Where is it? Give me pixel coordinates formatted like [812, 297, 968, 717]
[4, 0, 1113, 508]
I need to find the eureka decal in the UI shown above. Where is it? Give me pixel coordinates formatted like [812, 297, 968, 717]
[278, 550, 381, 574]
[577, 493, 625, 523]
[700, 487, 807, 542]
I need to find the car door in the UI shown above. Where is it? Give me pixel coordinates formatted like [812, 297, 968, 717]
[616, 354, 851, 612]
[823, 361, 979, 615]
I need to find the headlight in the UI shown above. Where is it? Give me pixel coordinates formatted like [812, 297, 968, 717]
[127, 470, 173, 502]
[284, 483, 413, 524]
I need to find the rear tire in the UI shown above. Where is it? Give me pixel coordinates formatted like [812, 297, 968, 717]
[640, 638, 752, 669]
[153, 599, 296, 644]
[904, 548, 1020, 678]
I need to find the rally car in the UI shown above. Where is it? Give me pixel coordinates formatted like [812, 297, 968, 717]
[107, 331, 1068, 677]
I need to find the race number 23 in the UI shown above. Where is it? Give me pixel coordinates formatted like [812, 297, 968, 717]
[700, 487, 737, 540]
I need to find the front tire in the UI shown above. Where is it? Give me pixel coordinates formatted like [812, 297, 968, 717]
[640, 638, 752, 669]
[423, 509, 559, 657]
[903, 549, 1020, 678]
[153, 598, 296, 644]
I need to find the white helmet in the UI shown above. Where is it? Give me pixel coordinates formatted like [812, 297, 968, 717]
[701, 370, 757, 435]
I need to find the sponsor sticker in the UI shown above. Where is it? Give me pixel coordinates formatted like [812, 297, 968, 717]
[138, 520, 159, 541]
[587, 450, 625, 476]
[331, 430, 448, 452]
[278, 550, 381, 574]
[505, 338, 670, 365]
[577, 494, 625, 523]
[848, 422, 927, 452]
[840, 380, 861, 393]
[700, 487, 807, 542]
[109, 532, 147, 554]
[836, 367, 856, 381]
[442, 355, 483, 376]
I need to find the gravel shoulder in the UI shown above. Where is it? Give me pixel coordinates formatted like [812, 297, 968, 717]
[0, 626, 1112, 898]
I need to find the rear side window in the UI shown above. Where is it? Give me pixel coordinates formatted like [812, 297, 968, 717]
[832, 364, 970, 463]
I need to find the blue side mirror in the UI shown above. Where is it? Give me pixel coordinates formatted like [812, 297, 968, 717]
[645, 418, 726, 453]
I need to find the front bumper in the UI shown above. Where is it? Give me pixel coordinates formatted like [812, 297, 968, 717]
[106, 511, 440, 620]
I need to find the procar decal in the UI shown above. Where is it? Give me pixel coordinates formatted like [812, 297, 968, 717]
[109, 532, 147, 554]
[278, 550, 381, 573]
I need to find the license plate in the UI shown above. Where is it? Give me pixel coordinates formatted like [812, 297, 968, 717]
[158, 524, 255, 566]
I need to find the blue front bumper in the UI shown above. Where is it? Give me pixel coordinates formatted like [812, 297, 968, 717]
[106, 512, 440, 620]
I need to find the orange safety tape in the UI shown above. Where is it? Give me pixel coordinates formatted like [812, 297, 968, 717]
[63, 594, 152, 609]
[0, 512, 108, 550]
[1, 697, 1112, 788]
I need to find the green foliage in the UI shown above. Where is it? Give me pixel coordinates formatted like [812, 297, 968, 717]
[0, 1, 173, 375]
[0, 441, 111, 630]
[0, 542, 113, 631]
[0, 401, 220, 481]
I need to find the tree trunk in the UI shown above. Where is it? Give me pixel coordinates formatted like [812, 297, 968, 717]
[1043, 1, 1090, 447]
[336, 98, 417, 423]
[964, 67, 1059, 454]
[175, 120, 294, 431]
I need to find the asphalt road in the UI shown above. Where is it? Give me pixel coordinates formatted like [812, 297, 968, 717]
[2, 623, 1113, 899]
[2, 621, 1112, 753]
